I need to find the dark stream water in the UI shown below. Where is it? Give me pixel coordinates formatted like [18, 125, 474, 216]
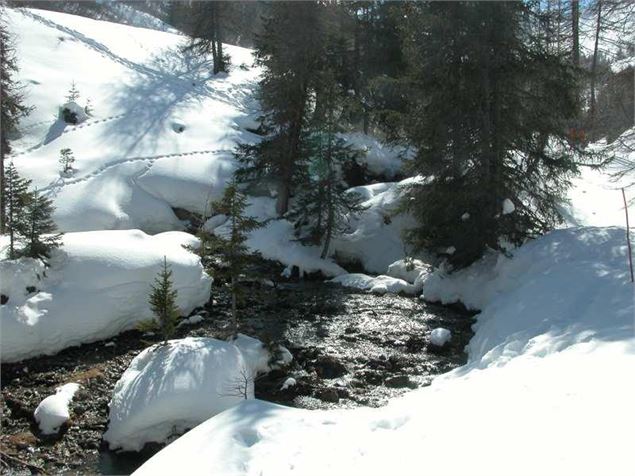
[1, 279, 474, 475]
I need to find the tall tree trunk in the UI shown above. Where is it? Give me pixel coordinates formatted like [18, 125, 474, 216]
[590, 0, 602, 130]
[571, 0, 580, 66]
[0, 155, 5, 234]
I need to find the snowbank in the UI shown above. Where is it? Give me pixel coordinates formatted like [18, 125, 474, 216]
[134, 226, 635, 476]
[34, 383, 80, 434]
[1, 230, 211, 362]
[104, 335, 292, 451]
[6, 8, 260, 233]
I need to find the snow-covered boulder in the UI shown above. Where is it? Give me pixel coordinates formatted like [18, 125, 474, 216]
[339, 132, 411, 179]
[333, 179, 419, 274]
[104, 335, 292, 451]
[386, 259, 429, 285]
[34, 383, 80, 434]
[429, 328, 452, 347]
[60, 101, 88, 124]
[1, 230, 211, 362]
[330, 273, 419, 295]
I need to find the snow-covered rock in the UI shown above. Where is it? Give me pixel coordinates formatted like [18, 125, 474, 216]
[34, 383, 80, 434]
[60, 101, 88, 124]
[501, 198, 515, 215]
[429, 328, 451, 347]
[333, 179, 418, 274]
[386, 258, 429, 285]
[1, 230, 211, 362]
[329, 273, 418, 295]
[339, 132, 411, 179]
[104, 335, 292, 451]
[133, 226, 635, 476]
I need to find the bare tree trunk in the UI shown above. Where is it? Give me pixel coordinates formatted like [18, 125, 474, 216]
[571, 0, 580, 66]
[231, 274, 237, 337]
[0, 155, 5, 234]
[590, 0, 602, 129]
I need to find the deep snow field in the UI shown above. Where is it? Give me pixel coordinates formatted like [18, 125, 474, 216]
[1, 7, 634, 476]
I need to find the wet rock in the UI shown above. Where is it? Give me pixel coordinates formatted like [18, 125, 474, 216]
[314, 355, 347, 379]
[315, 387, 339, 403]
[384, 375, 411, 388]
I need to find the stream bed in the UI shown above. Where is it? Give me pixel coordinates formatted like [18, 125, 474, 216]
[1, 278, 474, 475]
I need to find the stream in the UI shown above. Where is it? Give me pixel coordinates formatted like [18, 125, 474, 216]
[1, 272, 474, 475]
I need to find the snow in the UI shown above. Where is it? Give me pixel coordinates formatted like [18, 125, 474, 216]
[134, 224, 635, 476]
[429, 328, 451, 347]
[280, 378, 297, 391]
[33, 383, 80, 434]
[6, 8, 260, 233]
[104, 335, 292, 451]
[339, 132, 411, 179]
[329, 273, 419, 295]
[1, 230, 211, 362]
[333, 179, 418, 273]
[385, 258, 428, 284]
[501, 198, 515, 215]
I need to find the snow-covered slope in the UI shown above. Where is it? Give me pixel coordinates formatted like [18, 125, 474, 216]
[0, 230, 211, 362]
[134, 225, 635, 476]
[6, 8, 260, 233]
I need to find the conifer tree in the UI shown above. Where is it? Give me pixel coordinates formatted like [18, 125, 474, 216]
[65, 80, 80, 102]
[147, 256, 180, 345]
[59, 148, 75, 174]
[3, 162, 31, 259]
[201, 180, 260, 338]
[181, 1, 228, 74]
[1, 7, 31, 233]
[236, 1, 327, 217]
[399, 2, 582, 267]
[292, 73, 366, 259]
[21, 189, 62, 260]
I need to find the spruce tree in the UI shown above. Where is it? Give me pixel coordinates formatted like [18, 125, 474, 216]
[147, 256, 180, 345]
[59, 148, 75, 174]
[21, 189, 62, 260]
[201, 180, 260, 338]
[1, 7, 31, 234]
[65, 80, 80, 102]
[399, 2, 582, 267]
[236, 1, 327, 217]
[292, 73, 366, 259]
[3, 163, 31, 259]
[181, 1, 228, 74]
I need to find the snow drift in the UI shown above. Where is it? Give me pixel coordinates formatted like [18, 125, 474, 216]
[0, 230, 211, 362]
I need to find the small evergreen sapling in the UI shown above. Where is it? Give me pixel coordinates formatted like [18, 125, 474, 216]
[145, 256, 180, 345]
[59, 148, 75, 174]
[201, 181, 261, 338]
[21, 189, 62, 260]
[65, 81, 80, 102]
[3, 162, 32, 259]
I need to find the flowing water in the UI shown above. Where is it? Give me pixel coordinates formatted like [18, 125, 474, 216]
[1, 278, 475, 475]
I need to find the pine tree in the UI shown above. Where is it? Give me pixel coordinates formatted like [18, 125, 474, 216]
[399, 2, 582, 267]
[3, 163, 31, 259]
[147, 256, 180, 345]
[200, 180, 260, 338]
[236, 1, 327, 217]
[65, 80, 80, 102]
[1, 7, 31, 234]
[292, 73, 366, 258]
[180, 1, 228, 74]
[21, 189, 62, 260]
[59, 148, 75, 174]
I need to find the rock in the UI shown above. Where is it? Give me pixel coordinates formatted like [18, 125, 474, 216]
[314, 355, 347, 379]
[336, 387, 350, 399]
[315, 387, 339, 403]
[384, 375, 411, 388]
